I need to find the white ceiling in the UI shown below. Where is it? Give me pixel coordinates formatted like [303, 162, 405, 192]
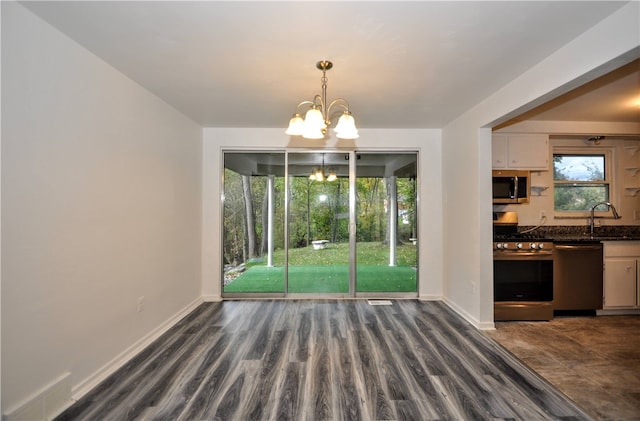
[509, 58, 639, 124]
[19, 1, 639, 129]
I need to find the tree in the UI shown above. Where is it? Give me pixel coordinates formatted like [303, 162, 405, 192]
[223, 169, 244, 265]
[328, 179, 348, 243]
[288, 176, 314, 248]
[397, 177, 416, 240]
[554, 155, 607, 211]
[242, 175, 257, 259]
[260, 179, 269, 255]
[356, 177, 385, 242]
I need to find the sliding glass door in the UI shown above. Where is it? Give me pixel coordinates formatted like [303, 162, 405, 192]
[287, 152, 350, 295]
[221, 150, 418, 297]
[355, 153, 418, 294]
[222, 152, 286, 295]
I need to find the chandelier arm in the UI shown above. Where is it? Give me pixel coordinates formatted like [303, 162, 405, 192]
[312, 94, 324, 108]
[327, 98, 350, 114]
[294, 100, 315, 114]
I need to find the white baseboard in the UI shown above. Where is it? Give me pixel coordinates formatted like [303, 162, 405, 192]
[596, 308, 640, 316]
[418, 294, 443, 301]
[202, 294, 222, 302]
[477, 320, 497, 330]
[442, 297, 495, 330]
[4, 372, 71, 421]
[418, 296, 495, 329]
[69, 296, 203, 404]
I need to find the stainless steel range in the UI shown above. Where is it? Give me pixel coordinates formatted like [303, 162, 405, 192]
[493, 212, 554, 321]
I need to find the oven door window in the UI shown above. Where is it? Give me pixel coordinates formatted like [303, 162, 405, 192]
[494, 260, 553, 301]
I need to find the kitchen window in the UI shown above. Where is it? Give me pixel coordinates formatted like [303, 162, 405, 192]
[553, 149, 614, 213]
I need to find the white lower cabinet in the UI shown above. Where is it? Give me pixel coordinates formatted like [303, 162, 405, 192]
[603, 242, 640, 309]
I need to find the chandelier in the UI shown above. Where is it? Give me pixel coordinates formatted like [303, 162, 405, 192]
[309, 154, 337, 182]
[285, 60, 359, 140]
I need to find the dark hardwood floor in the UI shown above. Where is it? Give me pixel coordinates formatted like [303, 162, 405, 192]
[56, 300, 592, 420]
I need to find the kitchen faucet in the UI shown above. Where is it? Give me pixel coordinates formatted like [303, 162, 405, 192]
[590, 201, 621, 235]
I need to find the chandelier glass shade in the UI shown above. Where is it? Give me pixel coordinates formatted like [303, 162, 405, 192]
[286, 60, 359, 140]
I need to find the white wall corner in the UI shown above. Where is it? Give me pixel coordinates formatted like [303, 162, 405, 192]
[442, 297, 490, 330]
[4, 372, 71, 421]
[477, 321, 496, 331]
[69, 297, 203, 403]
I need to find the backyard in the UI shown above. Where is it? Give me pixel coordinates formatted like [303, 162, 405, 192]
[223, 152, 418, 295]
[224, 241, 417, 293]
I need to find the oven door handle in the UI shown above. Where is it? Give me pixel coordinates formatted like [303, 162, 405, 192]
[555, 245, 602, 251]
[495, 252, 553, 258]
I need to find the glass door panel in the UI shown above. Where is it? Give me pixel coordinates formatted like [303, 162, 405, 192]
[355, 153, 418, 293]
[222, 152, 285, 294]
[287, 152, 350, 294]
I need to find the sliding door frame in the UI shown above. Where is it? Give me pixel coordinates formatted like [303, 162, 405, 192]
[221, 148, 419, 299]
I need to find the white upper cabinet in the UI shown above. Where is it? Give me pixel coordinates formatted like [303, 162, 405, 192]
[492, 135, 509, 168]
[492, 134, 549, 170]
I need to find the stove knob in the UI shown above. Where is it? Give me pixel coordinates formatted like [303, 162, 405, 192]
[538, 243, 545, 249]
[516, 243, 523, 249]
[502, 243, 509, 249]
[529, 243, 538, 249]
[495, 243, 502, 249]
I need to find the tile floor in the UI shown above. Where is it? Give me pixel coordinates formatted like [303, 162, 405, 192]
[486, 314, 640, 420]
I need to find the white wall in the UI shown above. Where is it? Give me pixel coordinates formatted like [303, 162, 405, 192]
[202, 128, 443, 301]
[441, 1, 640, 328]
[1, 3, 203, 416]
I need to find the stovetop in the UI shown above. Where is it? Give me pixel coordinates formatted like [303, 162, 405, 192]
[493, 211, 553, 244]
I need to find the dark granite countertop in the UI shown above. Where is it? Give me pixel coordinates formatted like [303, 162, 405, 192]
[517, 225, 640, 243]
[552, 234, 640, 243]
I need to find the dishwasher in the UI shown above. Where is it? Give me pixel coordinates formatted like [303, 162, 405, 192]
[553, 243, 603, 311]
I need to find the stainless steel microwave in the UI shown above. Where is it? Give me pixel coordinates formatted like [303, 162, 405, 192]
[492, 170, 530, 204]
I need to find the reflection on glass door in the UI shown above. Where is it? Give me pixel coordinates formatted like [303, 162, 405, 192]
[355, 153, 418, 293]
[222, 152, 285, 294]
[287, 153, 350, 295]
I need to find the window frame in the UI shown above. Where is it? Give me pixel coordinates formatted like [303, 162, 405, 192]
[552, 147, 616, 217]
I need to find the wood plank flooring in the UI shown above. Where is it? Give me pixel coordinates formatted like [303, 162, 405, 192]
[55, 300, 592, 420]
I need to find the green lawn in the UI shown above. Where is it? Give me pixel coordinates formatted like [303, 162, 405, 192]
[279, 241, 416, 266]
[224, 242, 417, 293]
